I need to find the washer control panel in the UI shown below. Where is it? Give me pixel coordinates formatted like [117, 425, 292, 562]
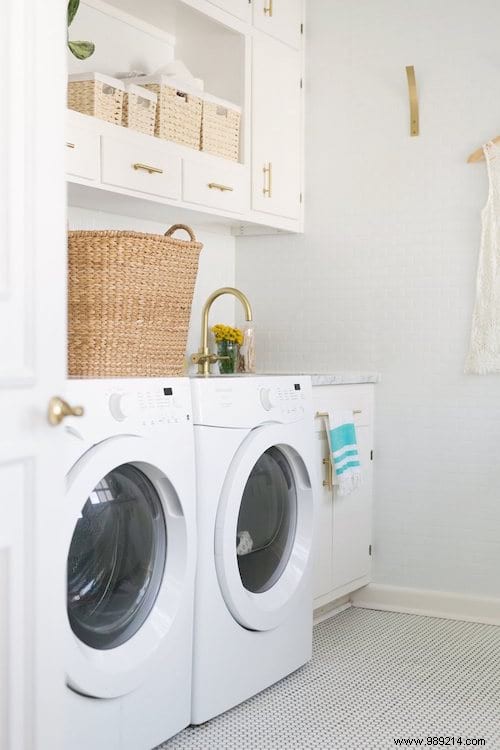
[259, 383, 306, 418]
[191, 376, 312, 427]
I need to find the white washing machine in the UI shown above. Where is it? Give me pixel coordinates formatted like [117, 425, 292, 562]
[63, 378, 196, 750]
[190, 375, 316, 724]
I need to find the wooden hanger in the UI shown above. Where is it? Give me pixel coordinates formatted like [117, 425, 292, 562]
[467, 136, 500, 163]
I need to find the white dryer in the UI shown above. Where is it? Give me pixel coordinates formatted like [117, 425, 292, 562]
[190, 375, 316, 724]
[63, 378, 196, 750]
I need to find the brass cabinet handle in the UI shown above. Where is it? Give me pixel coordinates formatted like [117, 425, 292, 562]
[66, 142, 75, 149]
[132, 163, 163, 175]
[322, 456, 333, 490]
[208, 182, 234, 192]
[263, 162, 272, 197]
[47, 396, 84, 426]
[264, 0, 273, 16]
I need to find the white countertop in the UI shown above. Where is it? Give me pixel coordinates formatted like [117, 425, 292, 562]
[189, 372, 380, 384]
[309, 372, 380, 386]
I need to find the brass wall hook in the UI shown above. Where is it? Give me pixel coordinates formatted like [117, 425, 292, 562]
[405, 65, 419, 137]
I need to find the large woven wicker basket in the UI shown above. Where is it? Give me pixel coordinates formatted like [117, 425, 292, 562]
[68, 224, 203, 378]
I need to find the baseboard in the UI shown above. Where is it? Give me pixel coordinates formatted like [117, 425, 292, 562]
[351, 583, 500, 626]
[313, 595, 352, 624]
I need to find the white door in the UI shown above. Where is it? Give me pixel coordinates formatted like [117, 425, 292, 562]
[252, 0, 303, 49]
[251, 34, 302, 220]
[0, 2, 67, 749]
[207, 0, 251, 22]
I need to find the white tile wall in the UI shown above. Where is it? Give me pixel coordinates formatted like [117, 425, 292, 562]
[68, 208, 236, 370]
[236, 0, 500, 598]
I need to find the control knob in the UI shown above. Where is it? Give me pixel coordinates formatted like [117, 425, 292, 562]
[108, 392, 134, 422]
[259, 387, 277, 412]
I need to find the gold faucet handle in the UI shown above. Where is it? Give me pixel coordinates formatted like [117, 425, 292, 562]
[191, 353, 230, 365]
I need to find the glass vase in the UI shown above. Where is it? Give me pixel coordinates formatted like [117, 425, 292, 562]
[217, 340, 239, 374]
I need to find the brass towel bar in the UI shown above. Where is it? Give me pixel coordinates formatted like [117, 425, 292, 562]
[316, 410, 361, 418]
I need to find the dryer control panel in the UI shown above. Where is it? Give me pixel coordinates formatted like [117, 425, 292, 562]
[191, 375, 313, 428]
[64, 377, 192, 441]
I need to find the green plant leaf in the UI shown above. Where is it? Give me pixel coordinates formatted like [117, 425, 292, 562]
[67, 0, 80, 27]
[68, 40, 95, 59]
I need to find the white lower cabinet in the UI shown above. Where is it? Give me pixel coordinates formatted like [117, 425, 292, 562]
[312, 384, 375, 609]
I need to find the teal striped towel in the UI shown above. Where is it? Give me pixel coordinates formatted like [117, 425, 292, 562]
[325, 410, 362, 496]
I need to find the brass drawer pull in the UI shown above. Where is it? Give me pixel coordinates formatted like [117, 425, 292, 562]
[133, 162, 163, 175]
[323, 457, 333, 490]
[263, 162, 272, 197]
[66, 142, 75, 149]
[264, 0, 273, 16]
[208, 182, 234, 192]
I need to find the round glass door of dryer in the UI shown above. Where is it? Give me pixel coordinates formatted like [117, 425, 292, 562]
[215, 423, 314, 632]
[236, 447, 297, 594]
[67, 463, 167, 650]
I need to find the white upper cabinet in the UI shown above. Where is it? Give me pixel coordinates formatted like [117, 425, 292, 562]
[251, 33, 302, 220]
[207, 0, 252, 23]
[66, 0, 305, 233]
[252, 0, 303, 48]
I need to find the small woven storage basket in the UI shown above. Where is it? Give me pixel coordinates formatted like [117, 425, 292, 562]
[68, 74, 124, 126]
[201, 98, 241, 161]
[68, 224, 203, 377]
[143, 82, 202, 149]
[122, 84, 157, 136]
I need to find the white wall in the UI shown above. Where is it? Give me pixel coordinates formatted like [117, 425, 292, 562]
[68, 208, 235, 370]
[236, 0, 500, 599]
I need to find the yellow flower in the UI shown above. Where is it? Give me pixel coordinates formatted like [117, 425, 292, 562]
[211, 323, 244, 346]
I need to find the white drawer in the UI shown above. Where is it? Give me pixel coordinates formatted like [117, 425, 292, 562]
[101, 136, 181, 199]
[183, 160, 248, 214]
[65, 126, 99, 181]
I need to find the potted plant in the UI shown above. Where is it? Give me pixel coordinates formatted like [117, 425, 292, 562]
[67, 0, 95, 60]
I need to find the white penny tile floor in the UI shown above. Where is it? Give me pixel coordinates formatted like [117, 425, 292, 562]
[159, 608, 500, 749]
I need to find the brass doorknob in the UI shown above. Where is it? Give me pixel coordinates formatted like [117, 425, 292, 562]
[47, 396, 84, 426]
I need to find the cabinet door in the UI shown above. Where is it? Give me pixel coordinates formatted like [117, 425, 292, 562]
[251, 34, 302, 220]
[207, 0, 251, 22]
[253, 0, 303, 48]
[331, 425, 373, 592]
[312, 432, 334, 601]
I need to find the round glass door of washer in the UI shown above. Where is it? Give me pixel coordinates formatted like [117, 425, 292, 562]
[67, 463, 167, 650]
[236, 447, 297, 594]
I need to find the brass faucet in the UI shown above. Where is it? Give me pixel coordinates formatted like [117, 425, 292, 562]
[191, 287, 253, 376]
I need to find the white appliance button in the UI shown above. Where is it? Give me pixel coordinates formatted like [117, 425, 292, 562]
[108, 392, 133, 422]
